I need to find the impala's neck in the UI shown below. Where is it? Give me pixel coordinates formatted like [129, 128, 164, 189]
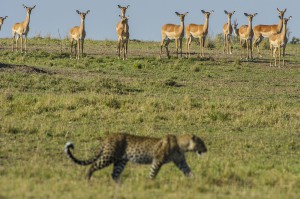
[80, 18, 85, 33]
[277, 17, 284, 33]
[227, 17, 232, 34]
[23, 12, 31, 27]
[204, 17, 209, 33]
[180, 20, 185, 36]
[247, 19, 253, 35]
[280, 22, 287, 40]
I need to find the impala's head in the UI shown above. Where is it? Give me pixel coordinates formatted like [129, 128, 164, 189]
[244, 13, 257, 22]
[0, 16, 8, 25]
[201, 10, 214, 18]
[23, 4, 36, 14]
[76, 10, 90, 20]
[175, 12, 188, 22]
[277, 8, 287, 18]
[232, 19, 239, 36]
[118, 5, 129, 17]
[283, 16, 292, 25]
[224, 10, 235, 19]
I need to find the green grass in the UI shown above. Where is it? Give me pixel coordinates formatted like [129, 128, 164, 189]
[0, 38, 300, 199]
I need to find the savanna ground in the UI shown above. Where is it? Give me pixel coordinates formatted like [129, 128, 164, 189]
[0, 37, 299, 199]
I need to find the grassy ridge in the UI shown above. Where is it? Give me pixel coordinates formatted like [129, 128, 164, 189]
[0, 38, 300, 199]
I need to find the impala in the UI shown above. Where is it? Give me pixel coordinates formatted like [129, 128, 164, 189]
[238, 13, 257, 60]
[253, 8, 286, 56]
[70, 10, 90, 60]
[186, 10, 214, 58]
[12, 4, 36, 53]
[269, 16, 292, 67]
[222, 10, 235, 54]
[116, 15, 129, 60]
[160, 12, 188, 59]
[0, 16, 8, 31]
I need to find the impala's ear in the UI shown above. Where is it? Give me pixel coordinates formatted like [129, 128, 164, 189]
[288, 16, 292, 20]
[244, 13, 249, 17]
[224, 10, 228, 14]
[284, 9, 287, 13]
[4, 16, 8, 19]
[277, 8, 280, 12]
[232, 11, 235, 14]
[86, 10, 90, 14]
[76, 10, 80, 14]
[23, 4, 27, 9]
[253, 13, 258, 17]
[117, 5, 122, 9]
[184, 12, 189, 15]
[32, 5, 36, 9]
[211, 10, 214, 14]
[175, 12, 180, 16]
[126, 5, 130, 9]
[201, 10, 205, 14]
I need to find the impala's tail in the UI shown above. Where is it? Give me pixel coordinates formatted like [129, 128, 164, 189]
[64, 142, 102, 166]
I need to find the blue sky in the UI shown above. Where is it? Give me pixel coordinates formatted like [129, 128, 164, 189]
[0, 0, 298, 41]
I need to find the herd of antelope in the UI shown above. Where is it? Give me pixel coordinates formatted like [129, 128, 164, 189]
[0, 5, 293, 67]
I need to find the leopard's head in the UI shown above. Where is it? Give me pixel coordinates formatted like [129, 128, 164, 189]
[177, 134, 207, 156]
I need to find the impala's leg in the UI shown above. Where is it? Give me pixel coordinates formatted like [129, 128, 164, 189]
[24, 35, 28, 53]
[246, 40, 250, 60]
[122, 41, 126, 60]
[274, 47, 277, 67]
[223, 34, 226, 54]
[198, 38, 202, 57]
[250, 39, 253, 60]
[16, 35, 20, 52]
[12, 32, 15, 52]
[77, 40, 80, 60]
[174, 38, 178, 58]
[278, 46, 281, 68]
[20, 35, 24, 53]
[180, 38, 183, 58]
[125, 39, 128, 60]
[202, 37, 206, 57]
[282, 46, 286, 67]
[269, 44, 273, 67]
[165, 39, 171, 59]
[229, 35, 232, 54]
[81, 39, 84, 58]
[160, 34, 165, 58]
[187, 37, 192, 58]
[70, 38, 74, 57]
[117, 38, 121, 59]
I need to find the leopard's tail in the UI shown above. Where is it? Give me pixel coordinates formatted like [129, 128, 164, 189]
[65, 142, 102, 166]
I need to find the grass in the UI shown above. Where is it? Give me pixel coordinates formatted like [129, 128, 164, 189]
[0, 37, 300, 199]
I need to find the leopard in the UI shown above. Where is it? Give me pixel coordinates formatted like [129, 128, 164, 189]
[64, 133, 207, 182]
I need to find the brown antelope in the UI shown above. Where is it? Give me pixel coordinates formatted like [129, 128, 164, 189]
[117, 5, 129, 17]
[222, 10, 235, 54]
[253, 8, 286, 56]
[186, 10, 214, 58]
[160, 12, 188, 59]
[238, 13, 257, 60]
[116, 15, 129, 60]
[269, 16, 292, 67]
[70, 10, 90, 60]
[12, 5, 36, 53]
[0, 16, 8, 31]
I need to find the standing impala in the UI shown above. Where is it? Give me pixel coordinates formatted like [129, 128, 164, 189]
[253, 8, 286, 56]
[70, 10, 90, 60]
[222, 10, 235, 54]
[186, 10, 214, 58]
[12, 5, 36, 53]
[160, 12, 188, 59]
[269, 16, 292, 67]
[116, 15, 129, 60]
[238, 13, 257, 60]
